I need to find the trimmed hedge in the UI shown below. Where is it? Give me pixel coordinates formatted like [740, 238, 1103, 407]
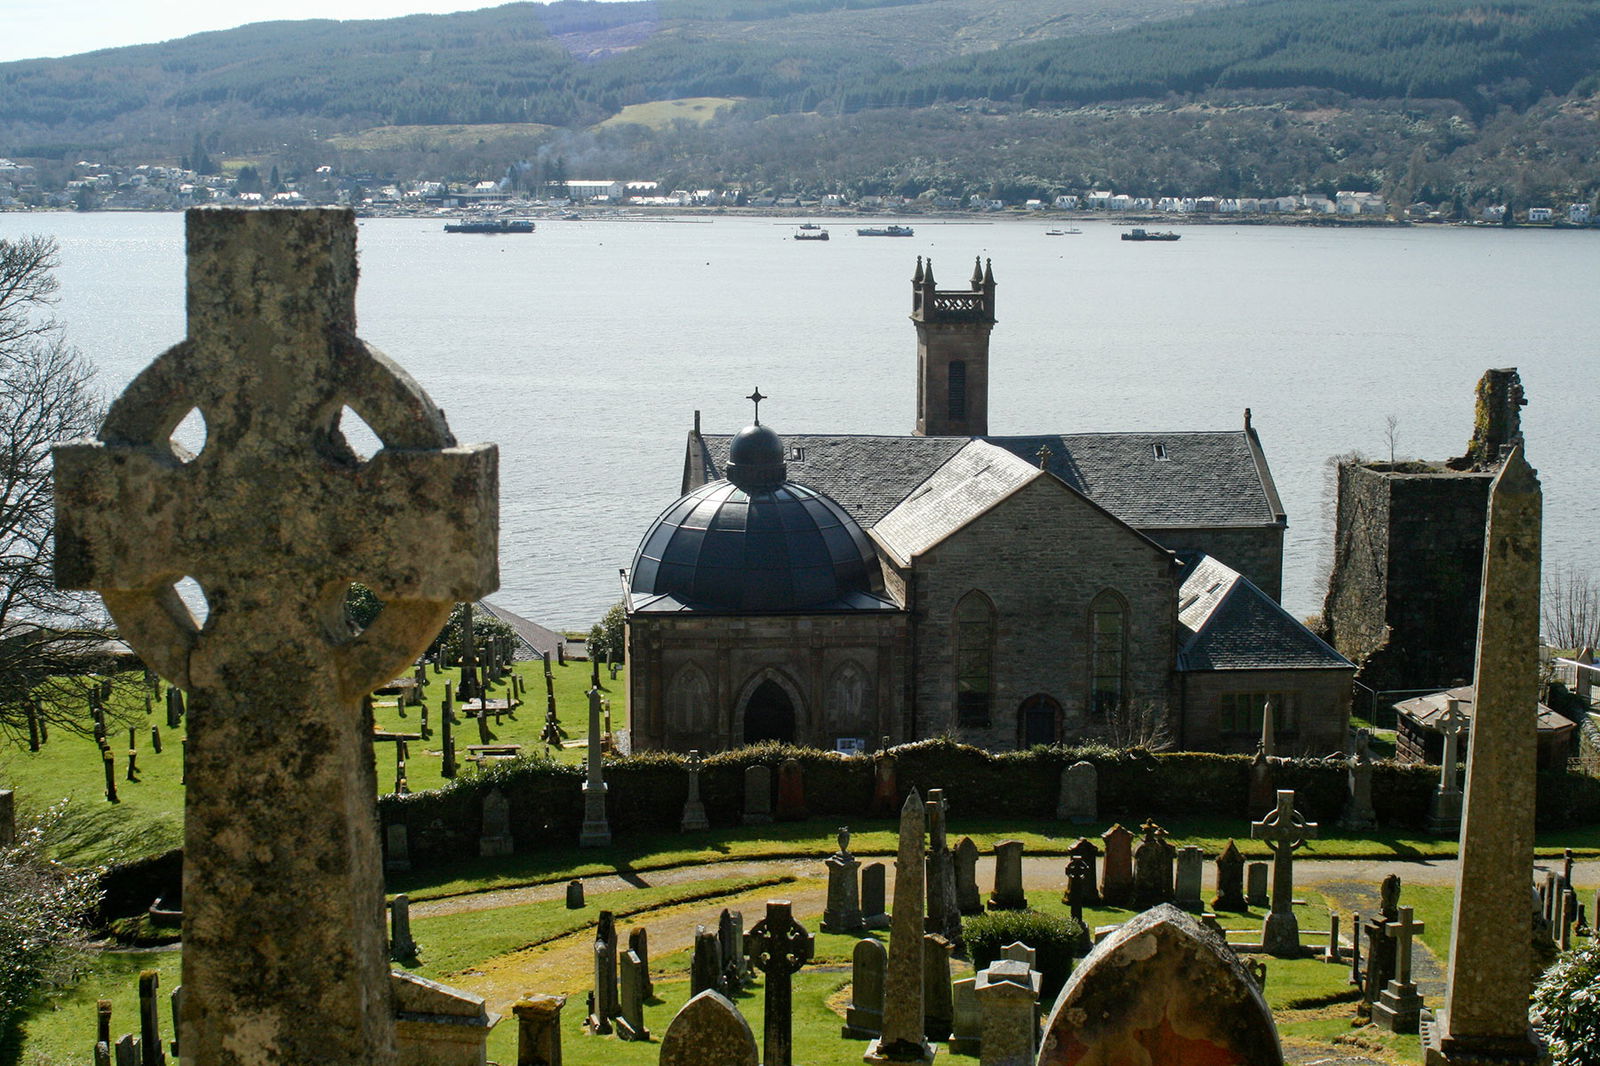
[963, 909, 1088, 1003]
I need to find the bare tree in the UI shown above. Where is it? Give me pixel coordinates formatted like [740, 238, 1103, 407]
[0, 235, 127, 749]
[1383, 414, 1400, 464]
[1544, 563, 1600, 652]
[1095, 700, 1174, 751]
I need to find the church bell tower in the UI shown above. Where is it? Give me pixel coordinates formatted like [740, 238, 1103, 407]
[912, 256, 996, 437]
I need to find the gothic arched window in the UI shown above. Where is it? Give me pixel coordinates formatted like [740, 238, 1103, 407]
[1090, 591, 1128, 715]
[948, 360, 967, 422]
[955, 591, 995, 727]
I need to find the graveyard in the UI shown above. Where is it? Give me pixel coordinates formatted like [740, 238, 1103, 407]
[3, 207, 1594, 1066]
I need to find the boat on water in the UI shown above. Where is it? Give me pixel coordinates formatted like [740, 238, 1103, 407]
[794, 227, 830, 241]
[1121, 227, 1180, 242]
[856, 225, 915, 237]
[443, 218, 536, 234]
[798, 222, 822, 230]
[1045, 227, 1084, 236]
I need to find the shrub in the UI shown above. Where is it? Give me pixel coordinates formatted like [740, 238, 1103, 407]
[962, 908, 1087, 1003]
[1533, 940, 1600, 1064]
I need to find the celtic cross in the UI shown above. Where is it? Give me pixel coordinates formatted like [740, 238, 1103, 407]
[54, 209, 498, 1066]
[746, 899, 814, 1066]
[1251, 789, 1317, 917]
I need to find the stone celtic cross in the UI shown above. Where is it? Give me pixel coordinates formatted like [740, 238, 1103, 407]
[746, 899, 814, 1066]
[54, 209, 498, 1066]
[1251, 788, 1318, 956]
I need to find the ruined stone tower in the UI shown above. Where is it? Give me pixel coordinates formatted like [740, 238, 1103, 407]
[912, 256, 996, 437]
[1322, 368, 1527, 697]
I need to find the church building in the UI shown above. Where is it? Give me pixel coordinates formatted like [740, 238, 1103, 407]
[623, 258, 1353, 755]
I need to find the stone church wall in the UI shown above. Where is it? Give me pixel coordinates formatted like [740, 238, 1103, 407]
[908, 477, 1177, 749]
[1178, 668, 1352, 756]
[1322, 462, 1493, 693]
[1140, 525, 1285, 602]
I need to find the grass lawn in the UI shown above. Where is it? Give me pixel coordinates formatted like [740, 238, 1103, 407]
[594, 98, 740, 131]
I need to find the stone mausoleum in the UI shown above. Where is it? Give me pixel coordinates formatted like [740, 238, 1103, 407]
[624, 258, 1353, 755]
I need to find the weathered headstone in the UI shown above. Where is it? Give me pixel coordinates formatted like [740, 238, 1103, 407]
[865, 790, 934, 1066]
[511, 994, 565, 1066]
[823, 828, 865, 933]
[1064, 837, 1101, 907]
[1428, 699, 1467, 834]
[948, 976, 981, 1056]
[168, 986, 181, 1061]
[1426, 450, 1547, 1066]
[391, 971, 500, 1066]
[975, 959, 1041, 1066]
[659, 991, 758, 1066]
[1342, 728, 1377, 829]
[1038, 904, 1284, 1066]
[680, 749, 710, 832]
[616, 949, 650, 1041]
[98, 998, 113, 1047]
[1100, 823, 1135, 906]
[588, 910, 618, 1034]
[389, 894, 418, 960]
[0, 789, 14, 850]
[579, 687, 611, 847]
[742, 764, 773, 825]
[1249, 743, 1277, 815]
[115, 1035, 140, 1066]
[1324, 911, 1342, 964]
[923, 932, 955, 1041]
[925, 789, 962, 943]
[385, 822, 411, 873]
[627, 927, 651, 999]
[862, 861, 890, 928]
[138, 970, 165, 1066]
[1056, 761, 1098, 823]
[718, 908, 746, 990]
[691, 926, 723, 997]
[565, 879, 585, 909]
[954, 836, 982, 914]
[869, 746, 899, 817]
[1247, 861, 1270, 908]
[1175, 845, 1206, 911]
[1372, 906, 1426, 1033]
[440, 686, 458, 779]
[479, 787, 514, 857]
[746, 900, 815, 1066]
[52, 208, 497, 1066]
[775, 758, 807, 820]
[1252, 789, 1318, 956]
[988, 839, 1027, 910]
[1132, 820, 1175, 907]
[843, 937, 887, 1039]
[1212, 839, 1249, 911]
[1064, 855, 1093, 922]
[1363, 876, 1403, 1006]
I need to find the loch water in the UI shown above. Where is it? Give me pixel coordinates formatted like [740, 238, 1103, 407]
[6, 211, 1597, 630]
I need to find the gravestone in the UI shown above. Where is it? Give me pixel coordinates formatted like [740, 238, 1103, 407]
[1372, 906, 1426, 1033]
[138, 970, 164, 1066]
[691, 926, 723, 997]
[1100, 823, 1135, 906]
[1428, 699, 1467, 834]
[588, 910, 618, 1034]
[98, 998, 112, 1046]
[52, 208, 497, 1066]
[1325, 912, 1342, 964]
[746, 900, 814, 1066]
[1249, 742, 1277, 815]
[1056, 761, 1097, 823]
[1000, 942, 1037, 967]
[511, 994, 565, 1066]
[862, 862, 890, 928]
[742, 765, 773, 825]
[843, 937, 887, 1039]
[1427, 450, 1547, 1066]
[1064, 855, 1094, 921]
[565, 880, 585, 909]
[865, 790, 935, 1066]
[0, 789, 13, 850]
[627, 927, 651, 999]
[680, 749, 710, 832]
[1362, 876, 1403, 1006]
[115, 1036, 140, 1066]
[1038, 904, 1284, 1066]
[1064, 838, 1101, 907]
[975, 959, 1041, 1066]
[948, 977, 981, 1056]
[616, 950, 650, 1041]
[954, 836, 983, 914]
[718, 908, 746, 990]
[168, 987, 181, 1061]
[988, 840, 1027, 910]
[479, 788, 514, 857]
[1132, 820, 1175, 907]
[389, 894, 418, 960]
[391, 971, 500, 1066]
[441, 687, 458, 779]
[775, 758, 807, 820]
[925, 789, 962, 942]
[1212, 839, 1249, 911]
[869, 746, 899, 817]
[385, 823, 411, 873]
[579, 687, 611, 847]
[659, 991, 758, 1066]
[823, 830, 865, 933]
[922, 932, 955, 1041]
[1252, 789, 1318, 956]
[1342, 728, 1377, 829]
[1175, 845, 1206, 911]
[1247, 861, 1270, 908]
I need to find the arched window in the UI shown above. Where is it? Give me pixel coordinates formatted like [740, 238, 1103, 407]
[948, 360, 968, 422]
[1090, 591, 1127, 715]
[955, 592, 994, 727]
[667, 664, 712, 736]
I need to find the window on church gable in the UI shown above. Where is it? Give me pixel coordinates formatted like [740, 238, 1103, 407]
[1090, 592, 1127, 715]
[948, 361, 967, 422]
[955, 592, 994, 727]
[1219, 692, 1294, 735]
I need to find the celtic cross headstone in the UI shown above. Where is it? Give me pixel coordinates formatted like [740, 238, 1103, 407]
[1251, 789, 1318, 956]
[53, 208, 498, 1066]
[745, 899, 814, 1066]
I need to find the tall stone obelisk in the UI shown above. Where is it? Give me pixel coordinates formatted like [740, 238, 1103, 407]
[1426, 446, 1547, 1066]
[866, 790, 936, 1065]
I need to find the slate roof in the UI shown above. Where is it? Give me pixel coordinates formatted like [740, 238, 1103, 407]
[695, 428, 1283, 531]
[1393, 685, 1572, 735]
[873, 442, 1042, 564]
[1176, 554, 1352, 672]
[477, 599, 567, 661]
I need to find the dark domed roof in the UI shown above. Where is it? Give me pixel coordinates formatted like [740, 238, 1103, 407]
[630, 428, 889, 612]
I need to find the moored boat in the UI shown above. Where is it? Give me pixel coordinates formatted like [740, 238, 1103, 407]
[794, 227, 830, 240]
[1121, 227, 1180, 242]
[444, 218, 536, 234]
[856, 225, 914, 237]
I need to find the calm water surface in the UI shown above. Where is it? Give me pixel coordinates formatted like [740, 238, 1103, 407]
[6, 211, 1596, 629]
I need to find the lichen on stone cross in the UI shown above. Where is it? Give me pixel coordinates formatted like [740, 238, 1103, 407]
[53, 208, 499, 1066]
[1252, 789, 1318, 956]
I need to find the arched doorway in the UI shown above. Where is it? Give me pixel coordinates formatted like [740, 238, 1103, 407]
[744, 680, 797, 744]
[1018, 694, 1061, 748]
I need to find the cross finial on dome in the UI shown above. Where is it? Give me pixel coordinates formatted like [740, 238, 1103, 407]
[747, 386, 768, 425]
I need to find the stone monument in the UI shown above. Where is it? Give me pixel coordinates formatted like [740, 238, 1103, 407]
[680, 749, 710, 832]
[1428, 699, 1467, 835]
[865, 790, 935, 1066]
[746, 900, 814, 1066]
[1251, 789, 1318, 957]
[579, 687, 611, 847]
